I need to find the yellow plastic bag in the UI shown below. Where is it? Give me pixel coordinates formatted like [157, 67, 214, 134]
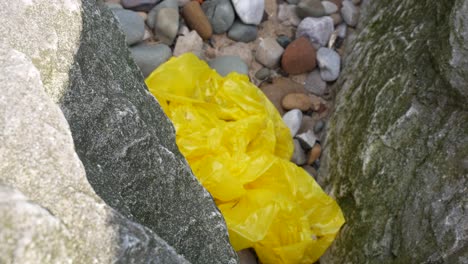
[146, 53, 344, 264]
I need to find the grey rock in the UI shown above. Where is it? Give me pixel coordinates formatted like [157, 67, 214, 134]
[313, 119, 325, 133]
[305, 69, 328, 96]
[321, 1, 338, 14]
[121, 0, 161, 11]
[296, 16, 334, 48]
[154, 7, 179, 45]
[227, 20, 258, 43]
[336, 23, 347, 38]
[316, 47, 340, 81]
[202, 0, 235, 34]
[174, 30, 204, 57]
[296, 0, 326, 18]
[287, 0, 300, 4]
[341, 0, 359, 27]
[278, 4, 301, 26]
[231, 0, 264, 25]
[291, 139, 307, 165]
[320, 0, 468, 263]
[208, 55, 248, 76]
[105, 2, 123, 9]
[130, 43, 172, 77]
[255, 67, 271, 80]
[282, 109, 303, 136]
[0, 46, 188, 264]
[255, 37, 284, 68]
[111, 9, 145, 45]
[296, 130, 318, 149]
[276, 35, 292, 48]
[0, 0, 238, 263]
[147, 0, 178, 29]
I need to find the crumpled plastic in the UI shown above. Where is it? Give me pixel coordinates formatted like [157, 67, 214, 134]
[146, 53, 345, 264]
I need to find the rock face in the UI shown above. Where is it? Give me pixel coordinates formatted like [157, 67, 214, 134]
[0, 0, 238, 263]
[0, 47, 188, 264]
[320, 1, 468, 263]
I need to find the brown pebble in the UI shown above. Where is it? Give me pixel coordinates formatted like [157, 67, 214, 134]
[330, 13, 343, 25]
[281, 37, 316, 75]
[181, 1, 212, 40]
[307, 143, 322, 164]
[282, 93, 312, 111]
[309, 94, 322, 111]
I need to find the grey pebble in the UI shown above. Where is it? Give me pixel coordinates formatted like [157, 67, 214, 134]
[317, 47, 340, 81]
[292, 139, 307, 165]
[341, 0, 359, 27]
[296, 16, 334, 48]
[147, 0, 178, 29]
[305, 70, 327, 96]
[111, 9, 145, 46]
[282, 109, 303, 137]
[130, 43, 172, 77]
[227, 20, 258, 43]
[297, 0, 326, 18]
[313, 120, 325, 133]
[255, 67, 270, 80]
[202, 0, 235, 34]
[208, 56, 248, 77]
[276, 35, 292, 48]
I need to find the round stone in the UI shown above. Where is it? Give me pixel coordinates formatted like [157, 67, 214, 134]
[276, 35, 292, 48]
[255, 37, 284, 69]
[321, 1, 338, 14]
[296, 16, 334, 48]
[341, 0, 359, 27]
[255, 68, 270, 80]
[282, 109, 303, 136]
[282, 93, 313, 111]
[111, 9, 145, 46]
[231, 0, 264, 25]
[307, 143, 321, 164]
[147, 0, 178, 29]
[154, 7, 179, 45]
[202, 0, 235, 34]
[182, 1, 213, 40]
[297, 0, 326, 18]
[129, 43, 172, 77]
[208, 56, 248, 76]
[281, 36, 317, 75]
[316, 47, 341, 81]
[227, 20, 258, 43]
[305, 70, 327, 96]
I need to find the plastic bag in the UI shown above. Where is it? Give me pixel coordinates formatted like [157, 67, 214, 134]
[146, 53, 344, 264]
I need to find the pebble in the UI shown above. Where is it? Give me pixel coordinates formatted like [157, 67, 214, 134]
[296, 130, 318, 150]
[298, 115, 316, 134]
[208, 56, 248, 76]
[281, 36, 317, 75]
[237, 249, 258, 264]
[129, 43, 172, 77]
[321, 1, 338, 14]
[227, 20, 258, 43]
[282, 93, 312, 111]
[330, 13, 343, 25]
[276, 35, 292, 48]
[219, 42, 253, 66]
[296, 16, 334, 48]
[316, 47, 341, 81]
[305, 70, 327, 96]
[264, 0, 278, 19]
[255, 68, 270, 80]
[231, 0, 264, 25]
[111, 9, 145, 46]
[202, 0, 235, 34]
[282, 109, 303, 137]
[341, 0, 359, 27]
[296, 0, 326, 18]
[182, 1, 213, 40]
[292, 139, 307, 165]
[154, 7, 179, 45]
[255, 37, 284, 69]
[105, 2, 123, 9]
[336, 23, 347, 38]
[173, 30, 203, 57]
[352, 0, 361, 4]
[309, 94, 322, 111]
[314, 120, 325, 133]
[277, 4, 301, 27]
[286, 0, 300, 4]
[302, 165, 318, 178]
[260, 78, 308, 115]
[307, 143, 322, 164]
[147, 0, 178, 29]
[121, 0, 160, 11]
[329, 0, 343, 8]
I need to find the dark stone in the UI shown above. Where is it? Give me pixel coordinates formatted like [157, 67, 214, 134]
[320, 1, 468, 263]
[121, 0, 161, 12]
[59, 1, 238, 263]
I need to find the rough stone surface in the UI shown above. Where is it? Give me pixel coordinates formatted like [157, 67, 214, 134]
[208, 55, 248, 76]
[202, 0, 235, 34]
[320, 1, 468, 263]
[130, 43, 172, 77]
[282, 93, 313, 111]
[296, 16, 334, 48]
[0, 46, 188, 264]
[111, 9, 145, 45]
[0, 1, 238, 263]
[231, 0, 264, 25]
[228, 20, 258, 43]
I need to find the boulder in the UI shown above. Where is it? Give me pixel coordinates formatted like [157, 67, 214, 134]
[0, 46, 187, 264]
[320, 1, 468, 263]
[0, 0, 238, 263]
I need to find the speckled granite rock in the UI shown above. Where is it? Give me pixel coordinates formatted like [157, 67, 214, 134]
[320, 1, 468, 263]
[0, 1, 238, 263]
